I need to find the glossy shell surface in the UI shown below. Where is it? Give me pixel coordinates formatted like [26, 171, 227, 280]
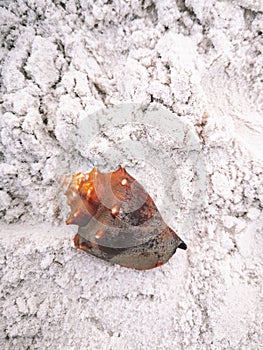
[62, 166, 187, 270]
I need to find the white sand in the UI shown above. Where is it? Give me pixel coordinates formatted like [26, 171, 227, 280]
[0, 1, 262, 349]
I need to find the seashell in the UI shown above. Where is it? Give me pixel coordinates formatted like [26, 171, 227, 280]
[62, 166, 187, 270]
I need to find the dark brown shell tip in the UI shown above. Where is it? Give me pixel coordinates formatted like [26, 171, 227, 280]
[178, 242, 187, 250]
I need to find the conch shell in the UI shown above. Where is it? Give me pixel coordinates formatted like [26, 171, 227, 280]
[62, 166, 187, 270]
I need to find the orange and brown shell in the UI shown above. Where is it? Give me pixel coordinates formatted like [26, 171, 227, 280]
[62, 166, 187, 270]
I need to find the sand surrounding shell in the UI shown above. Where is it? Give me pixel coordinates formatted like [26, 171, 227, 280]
[0, 1, 262, 349]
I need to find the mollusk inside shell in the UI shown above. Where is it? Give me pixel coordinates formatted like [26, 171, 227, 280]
[61, 166, 187, 270]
